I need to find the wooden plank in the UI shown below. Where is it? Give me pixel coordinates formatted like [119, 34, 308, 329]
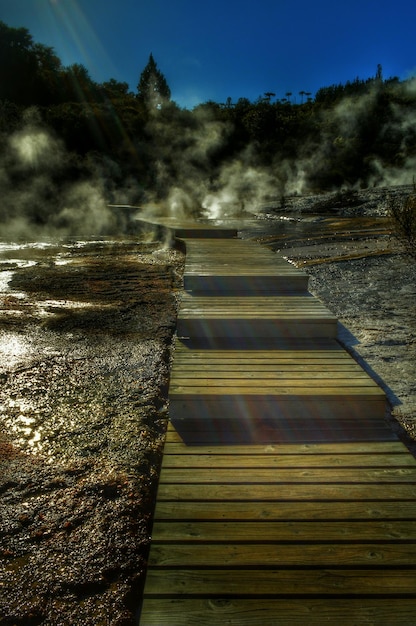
[173, 372, 370, 381]
[171, 376, 379, 386]
[164, 429, 409, 453]
[179, 294, 327, 301]
[173, 352, 357, 360]
[142, 568, 416, 596]
[156, 483, 416, 501]
[175, 339, 355, 353]
[178, 296, 334, 308]
[183, 248, 287, 259]
[185, 259, 300, 264]
[139, 598, 416, 626]
[185, 252, 299, 258]
[186, 255, 278, 261]
[172, 359, 362, 370]
[148, 543, 416, 567]
[150, 520, 416, 541]
[178, 309, 336, 318]
[158, 467, 416, 484]
[177, 320, 338, 339]
[184, 267, 304, 273]
[153, 500, 416, 520]
[186, 259, 287, 264]
[172, 349, 356, 356]
[178, 298, 331, 307]
[172, 356, 357, 364]
[170, 384, 384, 394]
[184, 276, 309, 294]
[184, 267, 304, 272]
[161, 453, 416, 468]
[184, 247, 298, 254]
[173, 337, 349, 352]
[172, 360, 365, 367]
[168, 428, 397, 446]
[185, 266, 301, 273]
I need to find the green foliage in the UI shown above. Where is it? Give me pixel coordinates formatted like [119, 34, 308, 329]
[389, 189, 416, 258]
[0, 21, 37, 104]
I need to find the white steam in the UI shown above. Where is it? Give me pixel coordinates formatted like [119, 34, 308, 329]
[142, 83, 416, 220]
[2, 81, 416, 241]
[10, 129, 63, 170]
[53, 181, 115, 234]
[1, 120, 119, 239]
[202, 159, 279, 218]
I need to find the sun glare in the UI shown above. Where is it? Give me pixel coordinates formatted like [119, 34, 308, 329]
[44, 0, 117, 81]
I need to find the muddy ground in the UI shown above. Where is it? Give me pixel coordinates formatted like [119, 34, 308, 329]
[0, 185, 415, 624]
[0, 240, 184, 625]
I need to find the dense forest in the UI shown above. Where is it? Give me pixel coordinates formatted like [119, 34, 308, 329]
[1, 20, 416, 234]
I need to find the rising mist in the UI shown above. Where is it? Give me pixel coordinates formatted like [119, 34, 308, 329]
[1, 76, 416, 236]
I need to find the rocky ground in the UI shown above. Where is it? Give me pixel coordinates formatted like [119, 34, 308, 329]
[0, 240, 184, 625]
[250, 185, 416, 450]
[0, 185, 415, 624]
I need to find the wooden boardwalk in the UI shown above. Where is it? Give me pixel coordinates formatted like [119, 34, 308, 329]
[139, 223, 416, 625]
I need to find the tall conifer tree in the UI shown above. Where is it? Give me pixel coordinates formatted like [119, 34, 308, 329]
[137, 53, 171, 108]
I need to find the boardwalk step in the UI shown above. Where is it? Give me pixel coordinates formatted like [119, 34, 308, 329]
[169, 403, 391, 444]
[169, 337, 387, 443]
[135, 216, 239, 239]
[184, 273, 309, 294]
[177, 295, 338, 338]
[183, 238, 309, 293]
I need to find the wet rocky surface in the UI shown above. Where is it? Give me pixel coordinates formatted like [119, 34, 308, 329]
[1, 185, 415, 624]
[0, 239, 184, 625]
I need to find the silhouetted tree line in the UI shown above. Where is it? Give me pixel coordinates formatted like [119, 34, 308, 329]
[1, 20, 416, 198]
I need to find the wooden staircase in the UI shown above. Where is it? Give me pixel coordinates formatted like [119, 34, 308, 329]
[139, 222, 416, 625]
[169, 336, 390, 444]
[169, 234, 388, 445]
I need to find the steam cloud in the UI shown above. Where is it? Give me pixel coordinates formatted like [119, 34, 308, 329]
[1, 78, 416, 239]
[0, 109, 130, 240]
[142, 109, 282, 219]
[141, 78, 416, 220]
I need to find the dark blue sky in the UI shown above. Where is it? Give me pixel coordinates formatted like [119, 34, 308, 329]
[1, 0, 415, 108]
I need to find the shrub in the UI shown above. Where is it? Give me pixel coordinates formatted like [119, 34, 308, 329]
[389, 187, 416, 258]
